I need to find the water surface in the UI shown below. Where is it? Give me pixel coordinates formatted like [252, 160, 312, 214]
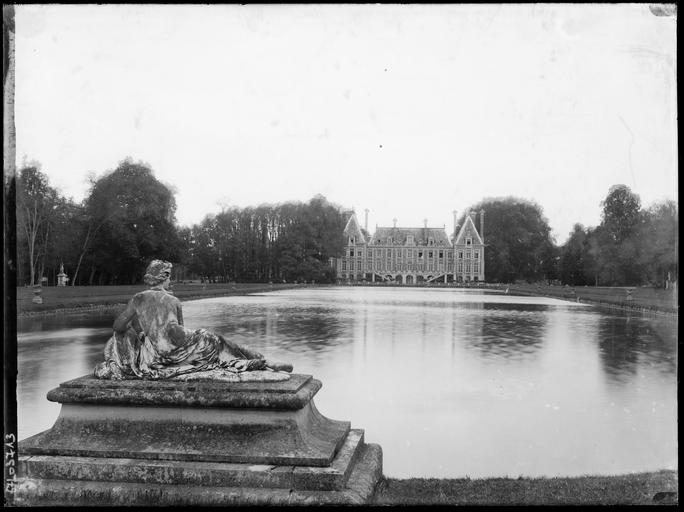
[17, 287, 677, 478]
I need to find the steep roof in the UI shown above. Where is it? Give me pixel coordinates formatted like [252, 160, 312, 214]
[454, 215, 483, 245]
[343, 212, 367, 244]
[369, 227, 451, 246]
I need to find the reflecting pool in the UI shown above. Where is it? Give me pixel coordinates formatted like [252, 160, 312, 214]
[17, 287, 677, 478]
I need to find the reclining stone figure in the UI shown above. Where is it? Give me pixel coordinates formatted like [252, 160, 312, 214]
[94, 259, 292, 380]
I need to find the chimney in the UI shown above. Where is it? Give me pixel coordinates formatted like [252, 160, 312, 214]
[364, 209, 369, 232]
[393, 218, 397, 228]
[479, 209, 485, 241]
[423, 218, 428, 228]
[453, 210, 458, 237]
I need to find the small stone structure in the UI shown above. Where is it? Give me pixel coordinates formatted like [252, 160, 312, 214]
[56, 263, 69, 287]
[15, 373, 383, 505]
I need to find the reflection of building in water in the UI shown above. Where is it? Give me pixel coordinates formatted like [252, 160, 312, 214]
[332, 209, 485, 284]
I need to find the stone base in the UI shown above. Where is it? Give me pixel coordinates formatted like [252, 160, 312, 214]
[14, 443, 382, 506]
[15, 374, 383, 505]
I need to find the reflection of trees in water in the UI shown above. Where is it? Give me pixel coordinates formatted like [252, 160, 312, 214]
[464, 303, 549, 361]
[598, 315, 677, 382]
[224, 306, 350, 353]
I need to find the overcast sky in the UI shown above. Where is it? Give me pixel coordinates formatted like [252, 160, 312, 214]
[14, 4, 677, 244]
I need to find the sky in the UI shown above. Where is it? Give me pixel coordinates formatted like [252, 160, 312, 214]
[14, 4, 678, 244]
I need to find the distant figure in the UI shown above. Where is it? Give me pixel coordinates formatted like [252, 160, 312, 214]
[94, 260, 292, 380]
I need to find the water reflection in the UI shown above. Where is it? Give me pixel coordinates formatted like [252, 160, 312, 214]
[16, 287, 677, 479]
[464, 303, 548, 362]
[598, 314, 678, 384]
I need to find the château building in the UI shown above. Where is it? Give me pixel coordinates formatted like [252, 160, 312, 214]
[333, 209, 485, 284]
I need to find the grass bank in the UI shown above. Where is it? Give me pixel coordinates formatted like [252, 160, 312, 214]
[503, 283, 678, 315]
[373, 470, 678, 505]
[16, 282, 309, 316]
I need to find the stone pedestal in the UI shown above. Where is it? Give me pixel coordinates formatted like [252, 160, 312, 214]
[15, 374, 382, 506]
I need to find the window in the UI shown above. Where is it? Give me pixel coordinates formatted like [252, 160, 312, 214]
[342, 261, 347, 270]
[428, 238, 434, 246]
[474, 262, 480, 273]
[407, 235, 414, 244]
[465, 261, 471, 273]
[474, 251, 479, 259]
[358, 250, 363, 258]
[466, 238, 472, 246]
[408, 250, 413, 258]
[350, 260, 355, 270]
[447, 252, 453, 260]
[439, 250, 443, 259]
[458, 251, 463, 259]
[466, 249, 471, 259]
[418, 251, 423, 258]
[428, 251, 433, 258]
[387, 237, 392, 244]
[457, 261, 463, 272]
[350, 236, 356, 245]
[350, 249, 354, 257]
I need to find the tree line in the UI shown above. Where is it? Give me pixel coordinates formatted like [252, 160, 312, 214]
[16, 158, 344, 286]
[458, 185, 677, 287]
[16, 158, 677, 288]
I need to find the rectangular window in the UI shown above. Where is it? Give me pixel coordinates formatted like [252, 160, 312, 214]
[457, 262, 463, 272]
[458, 251, 463, 259]
[407, 235, 414, 244]
[428, 251, 433, 259]
[474, 251, 479, 259]
[465, 261, 471, 273]
[358, 250, 363, 258]
[474, 262, 480, 273]
[368, 249, 373, 258]
[350, 249, 354, 257]
[350, 260, 355, 270]
[439, 250, 443, 259]
[418, 251, 423, 258]
[447, 252, 453, 260]
[342, 261, 347, 270]
[466, 249, 471, 259]
[408, 250, 413, 258]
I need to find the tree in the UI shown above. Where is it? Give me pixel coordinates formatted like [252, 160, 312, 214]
[458, 197, 556, 283]
[16, 165, 59, 285]
[600, 184, 641, 244]
[592, 185, 644, 286]
[83, 158, 181, 284]
[638, 200, 678, 287]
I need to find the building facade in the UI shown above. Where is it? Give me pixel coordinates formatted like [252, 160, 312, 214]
[334, 210, 485, 284]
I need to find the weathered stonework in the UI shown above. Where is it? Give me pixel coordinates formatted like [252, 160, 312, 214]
[15, 374, 383, 505]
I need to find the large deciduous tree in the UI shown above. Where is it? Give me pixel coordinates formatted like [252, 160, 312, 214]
[83, 158, 181, 284]
[458, 197, 556, 283]
[600, 184, 641, 244]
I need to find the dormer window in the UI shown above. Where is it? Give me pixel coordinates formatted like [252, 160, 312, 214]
[407, 235, 414, 245]
[349, 236, 356, 245]
[428, 238, 434, 246]
[387, 236, 392, 245]
[466, 238, 472, 246]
